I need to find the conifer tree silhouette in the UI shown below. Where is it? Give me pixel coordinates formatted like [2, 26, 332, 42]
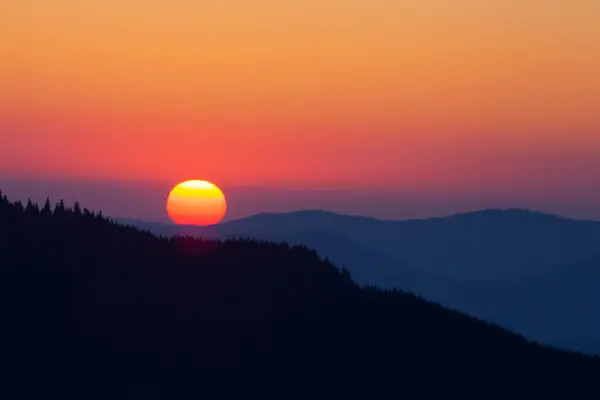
[73, 201, 82, 217]
[54, 199, 66, 218]
[41, 198, 53, 218]
[25, 199, 39, 214]
[13, 200, 24, 214]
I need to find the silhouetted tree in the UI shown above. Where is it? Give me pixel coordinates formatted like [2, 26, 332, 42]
[41, 198, 53, 219]
[13, 200, 24, 214]
[73, 201, 82, 217]
[340, 266, 352, 281]
[51, 200, 66, 224]
[25, 198, 39, 213]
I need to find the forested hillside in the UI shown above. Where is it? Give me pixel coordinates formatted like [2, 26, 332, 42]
[1, 192, 599, 399]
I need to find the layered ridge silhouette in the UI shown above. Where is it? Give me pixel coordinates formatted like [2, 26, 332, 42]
[2, 191, 600, 398]
[121, 209, 600, 353]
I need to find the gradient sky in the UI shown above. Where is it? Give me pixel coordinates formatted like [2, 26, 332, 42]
[1, 1, 599, 219]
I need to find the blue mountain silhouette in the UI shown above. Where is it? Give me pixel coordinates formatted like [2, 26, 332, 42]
[120, 208, 600, 353]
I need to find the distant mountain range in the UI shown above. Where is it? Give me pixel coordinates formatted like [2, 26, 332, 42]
[119, 209, 600, 354]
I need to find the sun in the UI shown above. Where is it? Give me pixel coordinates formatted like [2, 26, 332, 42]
[166, 180, 227, 226]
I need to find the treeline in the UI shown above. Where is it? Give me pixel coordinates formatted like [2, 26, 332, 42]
[1, 191, 599, 399]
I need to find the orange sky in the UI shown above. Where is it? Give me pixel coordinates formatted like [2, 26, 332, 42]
[1, 0, 599, 193]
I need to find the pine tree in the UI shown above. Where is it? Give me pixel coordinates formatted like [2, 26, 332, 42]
[0, 190, 9, 206]
[25, 199, 39, 216]
[54, 200, 66, 218]
[41, 198, 53, 218]
[73, 202, 82, 217]
[14, 201, 24, 213]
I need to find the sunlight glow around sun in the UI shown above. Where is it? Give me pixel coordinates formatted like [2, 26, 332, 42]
[166, 180, 227, 226]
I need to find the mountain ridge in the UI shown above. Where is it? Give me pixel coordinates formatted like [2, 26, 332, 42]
[117, 206, 600, 353]
[118, 207, 584, 230]
[2, 191, 600, 398]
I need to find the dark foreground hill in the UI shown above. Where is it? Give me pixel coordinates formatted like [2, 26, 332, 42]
[121, 210, 600, 353]
[121, 208, 600, 281]
[1, 194, 600, 399]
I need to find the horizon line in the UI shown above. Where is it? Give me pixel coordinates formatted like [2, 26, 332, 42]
[110, 207, 590, 228]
